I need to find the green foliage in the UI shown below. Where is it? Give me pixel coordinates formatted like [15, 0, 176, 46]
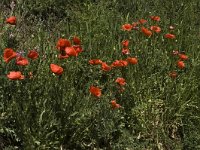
[1, 0, 200, 149]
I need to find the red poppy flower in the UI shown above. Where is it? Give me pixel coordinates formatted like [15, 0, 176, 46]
[139, 19, 147, 24]
[73, 36, 81, 45]
[178, 54, 188, 61]
[164, 33, 176, 39]
[122, 48, 130, 55]
[115, 77, 126, 86]
[65, 47, 78, 57]
[111, 60, 128, 67]
[122, 24, 132, 31]
[3, 48, 17, 63]
[111, 100, 121, 109]
[58, 54, 69, 59]
[141, 27, 152, 37]
[56, 38, 71, 50]
[50, 64, 63, 75]
[150, 26, 161, 33]
[16, 57, 29, 66]
[73, 45, 83, 54]
[121, 40, 129, 47]
[90, 86, 101, 98]
[150, 16, 160, 21]
[27, 50, 39, 60]
[101, 62, 112, 71]
[89, 59, 103, 65]
[7, 71, 24, 80]
[169, 71, 178, 79]
[132, 22, 139, 30]
[177, 61, 185, 69]
[6, 16, 17, 25]
[126, 57, 138, 65]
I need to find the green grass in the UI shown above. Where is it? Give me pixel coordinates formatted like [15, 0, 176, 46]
[1, 0, 200, 149]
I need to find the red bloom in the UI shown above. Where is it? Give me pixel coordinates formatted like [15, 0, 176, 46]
[169, 71, 178, 79]
[111, 100, 121, 109]
[111, 60, 128, 67]
[178, 54, 188, 61]
[141, 27, 152, 37]
[58, 54, 69, 59]
[73, 36, 81, 45]
[6, 16, 17, 25]
[150, 16, 160, 21]
[65, 47, 78, 57]
[122, 24, 132, 31]
[89, 59, 103, 65]
[121, 40, 129, 47]
[164, 33, 176, 39]
[122, 48, 130, 55]
[16, 57, 29, 66]
[7, 71, 24, 80]
[139, 19, 147, 24]
[3, 48, 17, 63]
[56, 38, 71, 50]
[90, 86, 101, 98]
[73, 45, 83, 54]
[126, 57, 138, 65]
[132, 22, 139, 30]
[101, 62, 112, 71]
[28, 50, 39, 60]
[177, 61, 185, 69]
[50, 64, 63, 75]
[150, 26, 161, 33]
[115, 77, 126, 86]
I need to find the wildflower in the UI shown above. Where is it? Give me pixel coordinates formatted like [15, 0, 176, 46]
[115, 77, 126, 86]
[56, 38, 71, 50]
[121, 40, 129, 47]
[126, 57, 138, 64]
[164, 33, 176, 39]
[28, 50, 39, 60]
[65, 47, 78, 57]
[172, 50, 179, 56]
[58, 54, 69, 59]
[122, 48, 130, 55]
[16, 57, 29, 66]
[177, 60, 185, 69]
[3, 48, 17, 63]
[111, 60, 128, 67]
[178, 54, 188, 61]
[132, 22, 139, 30]
[122, 24, 132, 31]
[150, 26, 161, 33]
[139, 19, 147, 24]
[73, 36, 81, 45]
[169, 71, 178, 79]
[6, 16, 16, 25]
[111, 100, 121, 109]
[150, 16, 160, 21]
[7, 71, 24, 80]
[50, 64, 63, 75]
[169, 25, 175, 30]
[90, 86, 101, 97]
[141, 27, 152, 37]
[89, 59, 103, 65]
[73, 45, 83, 54]
[101, 62, 112, 71]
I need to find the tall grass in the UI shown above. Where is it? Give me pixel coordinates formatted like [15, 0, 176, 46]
[1, 0, 200, 149]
